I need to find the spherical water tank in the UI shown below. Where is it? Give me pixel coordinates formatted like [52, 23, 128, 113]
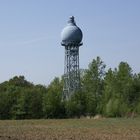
[61, 16, 83, 45]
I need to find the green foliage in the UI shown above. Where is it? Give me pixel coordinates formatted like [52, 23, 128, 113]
[15, 88, 43, 119]
[136, 101, 140, 114]
[0, 76, 45, 119]
[102, 62, 137, 117]
[105, 98, 129, 117]
[0, 57, 140, 119]
[0, 92, 12, 119]
[42, 77, 64, 118]
[65, 90, 86, 118]
[82, 57, 106, 115]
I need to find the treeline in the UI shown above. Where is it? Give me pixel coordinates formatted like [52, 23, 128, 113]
[0, 57, 140, 119]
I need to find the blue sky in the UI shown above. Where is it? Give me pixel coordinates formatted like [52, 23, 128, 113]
[0, 0, 140, 85]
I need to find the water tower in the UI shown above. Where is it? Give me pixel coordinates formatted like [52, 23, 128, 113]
[61, 16, 83, 100]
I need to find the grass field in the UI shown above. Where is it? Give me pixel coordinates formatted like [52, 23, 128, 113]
[0, 118, 140, 140]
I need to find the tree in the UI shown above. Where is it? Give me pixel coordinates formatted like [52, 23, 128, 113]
[82, 56, 106, 116]
[0, 57, 140, 119]
[42, 77, 64, 118]
[0, 92, 12, 119]
[65, 90, 86, 118]
[0, 76, 45, 119]
[132, 73, 140, 114]
[102, 68, 117, 116]
[103, 62, 133, 117]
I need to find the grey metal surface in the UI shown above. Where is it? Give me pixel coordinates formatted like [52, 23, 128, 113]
[61, 16, 83, 46]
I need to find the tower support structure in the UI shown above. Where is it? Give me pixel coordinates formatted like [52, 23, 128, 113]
[62, 43, 82, 100]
